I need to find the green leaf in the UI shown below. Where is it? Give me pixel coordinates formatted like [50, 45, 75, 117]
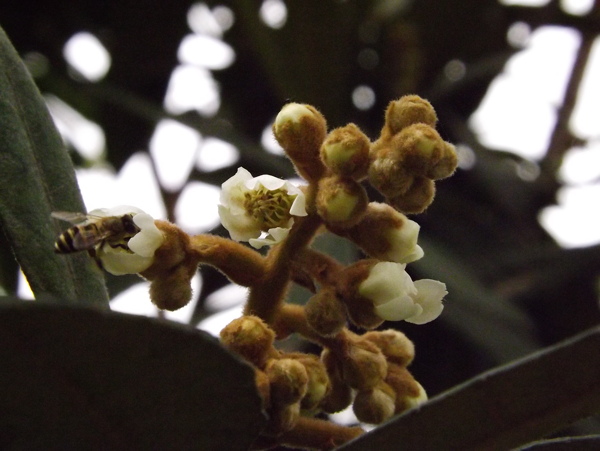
[0, 304, 265, 449]
[339, 326, 600, 450]
[0, 27, 107, 307]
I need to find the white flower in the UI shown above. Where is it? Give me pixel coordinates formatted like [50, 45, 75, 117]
[382, 216, 424, 263]
[90, 205, 164, 275]
[218, 167, 307, 249]
[358, 262, 446, 324]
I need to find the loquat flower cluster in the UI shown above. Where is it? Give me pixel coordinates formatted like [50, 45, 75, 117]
[54, 95, 458, 449]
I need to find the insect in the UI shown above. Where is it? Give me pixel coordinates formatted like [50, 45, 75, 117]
[52, 211, 141, 254]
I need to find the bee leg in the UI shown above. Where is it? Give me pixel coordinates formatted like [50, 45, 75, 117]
[87, 248, 104, 270]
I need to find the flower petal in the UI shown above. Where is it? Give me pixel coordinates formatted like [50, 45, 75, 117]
[247, 174, 287, 191]
[97, 244, 154, 275]
[405, 279, 446, 324]
[248, 227, 290, 249]
[218, 205, 261, 242]
[220, 167, 252, 206]
[128, 213, 164, 257]
[374, 296, 421, 321]
[359, 262, 415, 305]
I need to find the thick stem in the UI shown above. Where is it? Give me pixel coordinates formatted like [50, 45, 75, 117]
[243, 212, 323, 323]
[189, 234, 266, 287]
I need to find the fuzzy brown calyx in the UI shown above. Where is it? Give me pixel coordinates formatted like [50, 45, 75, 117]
[331, 202, 424, 264]
[273, 103, 327, 183]
[336, 259, 385, 329]
[353, 381, 397, 424]
[140, 220, 198, 311]
[387, 176, 435, 215]
[341, 338, 388, 391]
[385, 363, 428, 415]
[362, 329, 415, 367]
[320, 123, 370, 180]
[266, 358, 309, 406]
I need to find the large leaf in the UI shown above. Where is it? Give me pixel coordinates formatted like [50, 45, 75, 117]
[0, 304, 265, 449]
[340, 325, 600, 450]
[0, 27, 107, 306]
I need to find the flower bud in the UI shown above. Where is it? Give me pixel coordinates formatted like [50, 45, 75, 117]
[385, 364, 428, 414]
[362, 330, 415, 366]
[320, 123, 370, 180]
[427, 141, 458, 180]
[305, 287, 347, 337]
[392, 124, 446, 175]
[220, 315, 276, 368]
[388, 176, 435, 215]
[353, 382, 396, 424]
[266, 358, 309, 406]
[336, 202, 424, 264]
[148, 263, 195, 311]
[382, 95, 437, 138]
[367, 150, 414, 197]
[273, 103, 327, 182]
[290, 354, 331, 411]
[316, 176, 368, 228]
[342, 339, 388, 391]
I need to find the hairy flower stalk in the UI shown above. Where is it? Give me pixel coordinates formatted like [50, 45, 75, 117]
[53, 95, 457, 450]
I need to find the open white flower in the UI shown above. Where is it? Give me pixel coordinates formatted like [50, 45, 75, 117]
[358, 262, 446, 324]
[218, 167, 307, 248]
[90, 205, 164, 275]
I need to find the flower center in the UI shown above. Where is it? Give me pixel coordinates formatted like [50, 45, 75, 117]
[244, 187, 296, 230]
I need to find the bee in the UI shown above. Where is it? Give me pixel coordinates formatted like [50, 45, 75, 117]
[52, 211, 140, 254]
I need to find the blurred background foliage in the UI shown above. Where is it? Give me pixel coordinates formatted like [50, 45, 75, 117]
[1, 0, 600, 437]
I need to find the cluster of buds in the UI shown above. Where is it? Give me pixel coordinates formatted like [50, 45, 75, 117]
[54, 95, 457, 450]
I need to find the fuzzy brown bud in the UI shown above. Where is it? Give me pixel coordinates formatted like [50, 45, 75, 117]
[362, 329, 415, 366]
[391, 124, 446, 176]
[266, 358, 309, 406]
[316, 175, 368, 228]
[273, 103, 327, 183]
[385, 363, 428, 415]
[367, 149, 414, 197]
[320, 123, 370, 180]
[427, 141, 458, 180]
[383, 95, 437, 138]
[220, 315, 276, 369]
[342, 339, 388, 391]
[289, 354, 331, 411]
[353, 382, 397, 424]
[387, 176, 435, 214]
[305, 287, 347, 337]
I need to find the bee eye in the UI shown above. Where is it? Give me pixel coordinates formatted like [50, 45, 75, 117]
[124, 215, 140, 234]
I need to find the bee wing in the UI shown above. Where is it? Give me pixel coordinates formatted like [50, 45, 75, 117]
[51, 211, 100, 224]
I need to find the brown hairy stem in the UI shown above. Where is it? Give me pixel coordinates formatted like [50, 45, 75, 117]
[189, 234, 266, 287]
